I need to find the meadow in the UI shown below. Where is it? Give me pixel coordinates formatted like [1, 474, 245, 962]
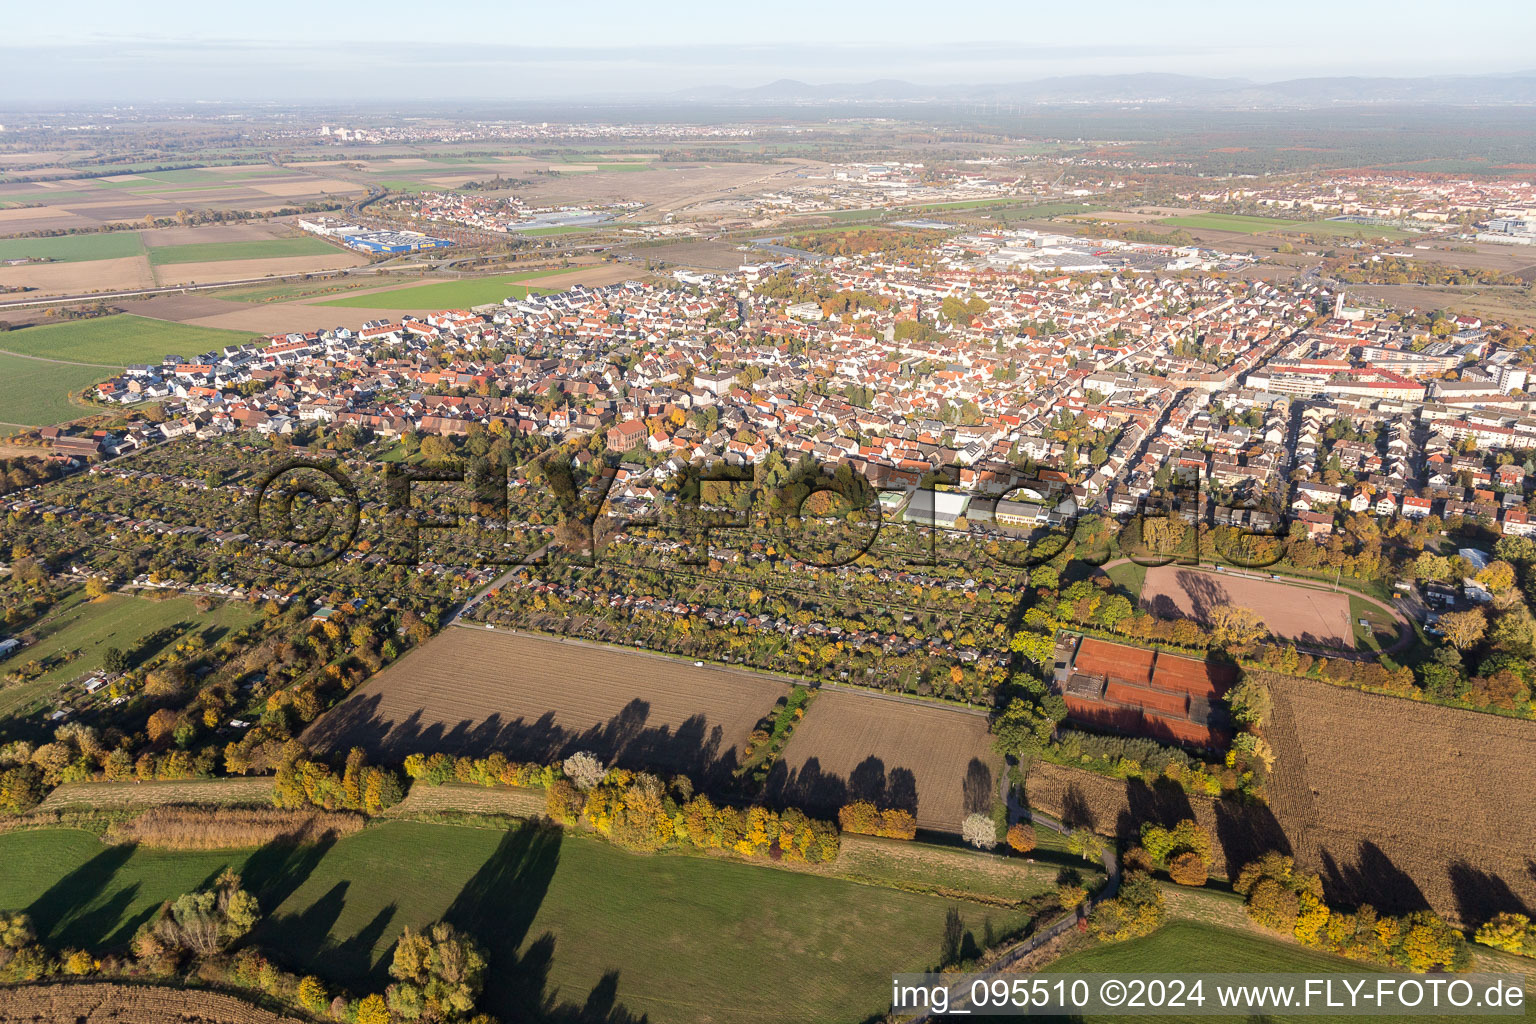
[317, 269, 574, 309]
[1159, 212, 1409, 239]
[1042, 921, 1522, 1024]
[0, 233, 144, 263]
[0, 820, 1029, 1024]
[0, 351, 108, 429]
[146, 238, 337, 266]
[0, 314, 255, 366]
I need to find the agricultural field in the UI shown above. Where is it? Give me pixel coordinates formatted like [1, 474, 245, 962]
[145, 237, 339, 266]
[1260, 671, 1536, 928]
[0, 314, 255, 366]
[0, 591, 260, 722]
[0, 821, 1028, 1024]
[303, 628, 789, 783]
[1141, 566, 1355, 647]
[315, 265, 632, 310]
[0, 351, 109, 430]
[0, 165, 366, 235]
[37, 777, 277, 812]
[766, 689, 1000, 832]
[1159, 212, 1410, 239]
[0, 983, 307, 1024]
[0, 232, 145, 263]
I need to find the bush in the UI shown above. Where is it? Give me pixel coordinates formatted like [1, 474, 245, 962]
[1168, 850, 1208, 886]
[1090, 871, 1164, 942]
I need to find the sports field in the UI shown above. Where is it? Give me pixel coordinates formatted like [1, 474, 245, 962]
[1140, 566, 1355, 647]
[0, 351, 109, 428]
[0, 314, 255, 366]
[0, 232, 144, 263]
[316, 269, 576, 309]
[0, 821, 1029, 1024]
[0, 592, 259, 720]
[146, 237, 337, 265]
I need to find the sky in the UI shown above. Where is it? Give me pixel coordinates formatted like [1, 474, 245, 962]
[3, 0, 1535, 104]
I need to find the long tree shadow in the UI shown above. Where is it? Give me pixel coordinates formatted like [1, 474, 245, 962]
[441, 820, 564, 1020]
[25, 844, 137, 947]
[508, 936, 651, 1024]
[1448, 861, 1533, 930]
[1320, 842, 1430, 917]
[253, 881, 354, 970]
[240, 834, 340, 913]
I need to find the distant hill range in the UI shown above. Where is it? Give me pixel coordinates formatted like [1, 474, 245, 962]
[670, 72, 1536, 108]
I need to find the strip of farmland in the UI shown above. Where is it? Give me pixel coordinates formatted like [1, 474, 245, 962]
[303, 628, 789, 786]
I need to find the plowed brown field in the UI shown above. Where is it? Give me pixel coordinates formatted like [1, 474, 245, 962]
[1260, 671, 1536, 928]
[304, 628, 788, 784]
[767, 689, 999, 832]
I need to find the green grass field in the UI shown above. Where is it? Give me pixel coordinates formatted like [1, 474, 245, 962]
[0, 352, 109, 428]
[146, 238, 338, 265]
[0, 315, 255, 366]
[0, 592, 260, 720]
[1104, 560, 1148, 599]
[1043, 921, 1527, 1023]
[0, 233, 144, 263]
[0, 821, 1027, 1024]
[1159, 212, 1409, 240]
[317, 269, 576, 310]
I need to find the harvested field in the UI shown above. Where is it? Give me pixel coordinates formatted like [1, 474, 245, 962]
[622, 239, 746, 271]
[384, 780, 548, 819]
[0, 255, 155, 297]
[37, 777, 276, 811]
[105, 806, 365, 849]
[116, 294, 265, 322]
[1022, 761, 1286, 878]
[766, 689, 999, 833]
[303, 628, 789, 784]
[151, 253, 366, 288]
[1259, 670, 1536, 928]
[0, 983, 307, 1024]
[1141, 566, 1354, 647]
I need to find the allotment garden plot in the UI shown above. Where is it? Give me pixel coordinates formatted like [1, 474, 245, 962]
[304, 628, 788, 782]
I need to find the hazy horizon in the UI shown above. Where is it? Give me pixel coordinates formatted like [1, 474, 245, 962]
[5, 0, 1536, 104]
